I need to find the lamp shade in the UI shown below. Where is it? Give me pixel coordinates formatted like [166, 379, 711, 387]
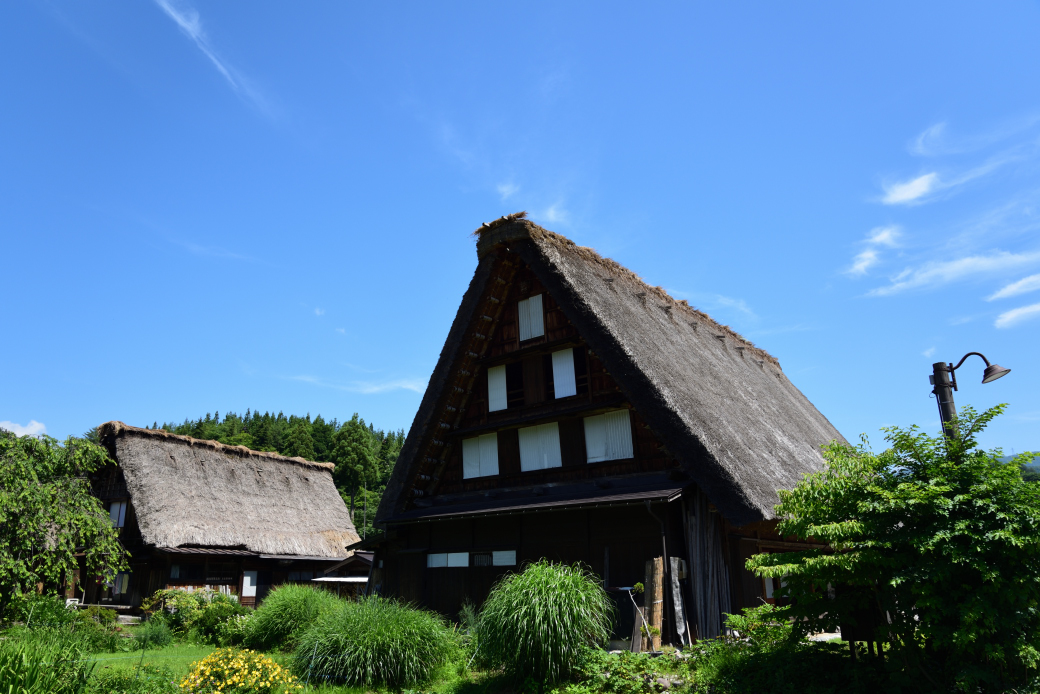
[982, 363, 1011, 384]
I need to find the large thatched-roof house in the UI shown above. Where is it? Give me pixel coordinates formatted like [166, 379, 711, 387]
[81, 422, 360, 609]
[367, 214, 842, 645]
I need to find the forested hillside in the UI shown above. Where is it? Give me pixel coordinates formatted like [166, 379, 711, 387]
[149, 410, 403, 541]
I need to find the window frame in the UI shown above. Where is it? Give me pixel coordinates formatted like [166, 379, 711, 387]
[517, 294, 545, 341]
[518, 421, 563, 472]
[583, 409, 635, 464]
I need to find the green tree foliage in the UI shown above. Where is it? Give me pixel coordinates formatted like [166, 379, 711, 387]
[748, 405, 1040, 692]
[332, 414, 379, 522]
[282, 419, 316, 460]
[155, 410, 403, 539]
[0, 431, 128, 620]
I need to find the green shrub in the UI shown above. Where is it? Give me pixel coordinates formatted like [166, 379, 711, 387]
[87, 664, 179, 694]
[476, 560, 614, 686]
[687, 606, 890, 694]
[215, 612, 253, 646]
[77, 605, 118, 627]
[7, 592, 77, 628]
[723, 603, 793, 649]
[0, 637, 94, 694]
[292, 596, 455, 689]
[134, 618, 174, 650]
[141, 589, 248, 644]
[187, 594, 250, 644]
[564, 647, 688, 694]
[141, 589, 209, 633]
[246, 584, 340, 651]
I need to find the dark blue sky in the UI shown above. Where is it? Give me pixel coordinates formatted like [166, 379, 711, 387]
[2, 1, 1038, 454]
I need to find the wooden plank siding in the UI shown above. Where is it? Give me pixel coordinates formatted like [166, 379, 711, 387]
[380, 502, 678, 636]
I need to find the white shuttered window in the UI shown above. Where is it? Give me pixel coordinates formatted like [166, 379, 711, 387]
[518, 422, 563, 471]
[517, 294, 545, 341]
[492, 550, 517, 566]
[583, 410, 634, 463]
[551, 348, 577, 398]
[427, 552, 469, 568]
[487, 365, 507, 412]
[462, 433, 500, 479]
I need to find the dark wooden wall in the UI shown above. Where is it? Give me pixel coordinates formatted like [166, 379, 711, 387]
[379, 502, 687, 638]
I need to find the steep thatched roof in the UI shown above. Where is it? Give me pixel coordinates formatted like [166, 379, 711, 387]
[377, 216, 843, 527]
[98, 422, 358, 558]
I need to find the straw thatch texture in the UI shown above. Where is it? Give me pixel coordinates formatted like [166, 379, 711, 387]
[99, 422, 358, 557]
[378, 218, 843, 527]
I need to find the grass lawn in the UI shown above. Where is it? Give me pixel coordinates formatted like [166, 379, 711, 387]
[88, 642, 217, 681]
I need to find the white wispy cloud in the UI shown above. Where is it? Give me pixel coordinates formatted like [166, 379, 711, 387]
[868, 250, 1040, 296]
[712, 294, 756, 318]
[335, 327, 346, 334]
[987, 273, 1040, 301]
[314, 308, 325, 317]
[0, 420, 46, 437]
[882, 173, 938, 205]
[497, 182, 520, 200]
[153, 0, 268, 112]
[847, 249, 879, 276]
[995, 301, 1040, 328]
[881, 152, 1020, 206]
[910, 115, 1040, 157]
[667, 289, 757, 320]
[541, 203, 568, 224]
[845, 225, 900, 276]
[922, 347, 936, 358]
[910, 122, 947, 156]
[867, 225, 901, 247]
[290, 375, 426, 394]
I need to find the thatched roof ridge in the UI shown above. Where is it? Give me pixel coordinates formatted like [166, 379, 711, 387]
[99, 421, 357, 558]
[476, 215, 776, 365]
[99, 421, 335, 470]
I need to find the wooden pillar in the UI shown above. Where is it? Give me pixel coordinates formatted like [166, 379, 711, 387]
[643, 557, 664, 651]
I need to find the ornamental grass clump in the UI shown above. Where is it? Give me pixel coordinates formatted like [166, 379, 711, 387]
[180, 648, 301, 694]
[245, 584, 341, 651]
[476, 559, 614, 686]
[292, 596, 455, 690]
[0, 638, 94, 694]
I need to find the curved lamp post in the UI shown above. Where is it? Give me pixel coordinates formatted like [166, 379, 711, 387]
[930, 353, 1011, 438]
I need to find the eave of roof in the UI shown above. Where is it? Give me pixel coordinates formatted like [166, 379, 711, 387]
[384, 481, 684, 524]
[157, 547, 347, 561]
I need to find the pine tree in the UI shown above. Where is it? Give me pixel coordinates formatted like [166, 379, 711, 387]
[283, 421, 316, 460]
[331, 414, 378, 522]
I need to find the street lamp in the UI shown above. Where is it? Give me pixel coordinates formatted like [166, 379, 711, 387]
[930, 353, 1011, 438]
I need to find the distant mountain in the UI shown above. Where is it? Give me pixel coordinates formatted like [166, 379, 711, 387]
[1001, 453, 1040, 468]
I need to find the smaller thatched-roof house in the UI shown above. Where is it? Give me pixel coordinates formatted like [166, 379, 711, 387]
[79, 422, 360, 609]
